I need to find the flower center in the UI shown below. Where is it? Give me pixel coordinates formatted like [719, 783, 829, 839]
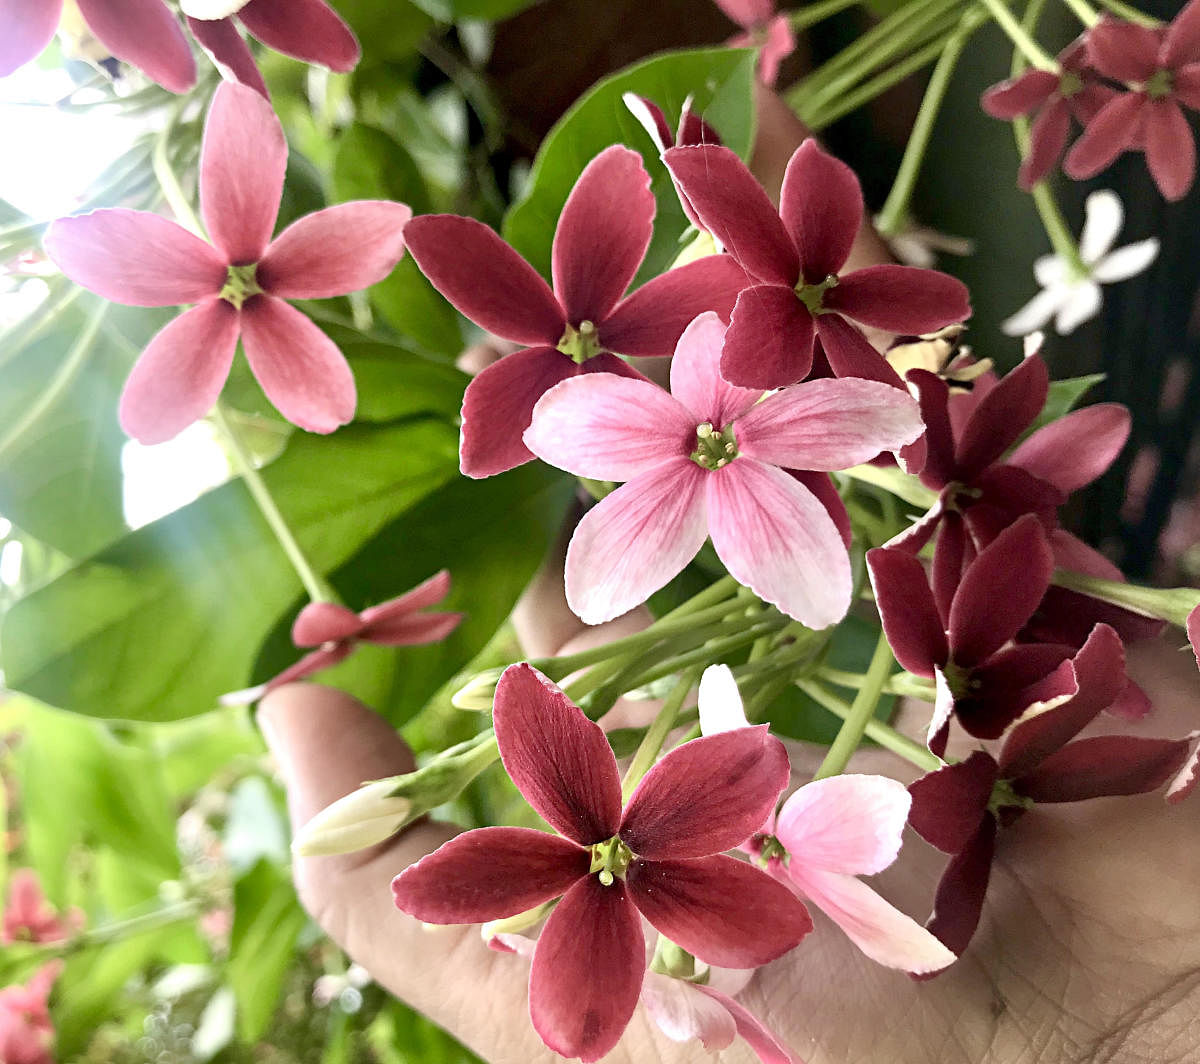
[1144, 68, 1174, 98]
[749, 832, 789, 868]
[220, 263, 262, 310]
[1058, 70, 1084, 98]
[589, 836, 633, 886]
[690, 422, 738, 470]
[988, 778, 1035, 815]
[557, 319, 603, 364]
[794, 273, 839, 315]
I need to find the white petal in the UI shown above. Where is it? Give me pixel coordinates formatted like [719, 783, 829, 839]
[1001, 285, 1069, 337]
[1092, 238, 1160, 283]
[622, 92, 670, 154]
[698, 665, 751, 735]
[641, 972, 738, 1050]
[1079, 189, 1124, 264]
[1033, 253, 1067, 287]
[181, 0, 253, 18]
[1054, 281, 1103, 334]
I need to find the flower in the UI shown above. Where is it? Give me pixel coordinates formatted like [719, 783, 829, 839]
[1065, 2, 1200, 199]
[2, 870, 83, 945]
[877, 219, 975, 270]
[664, 140, 971, 389]
[1002, 190, 1159, 336]
[0, 0, 195, 91]
[391, 663, 812, 1063]
[712, 0, 796, 87]
[523, 312, 923, 626]
[44, 82, 410, 444]
[0, 964, 61, 1064]
[183, 0, 360, 99]
[403, 145, 748, 478]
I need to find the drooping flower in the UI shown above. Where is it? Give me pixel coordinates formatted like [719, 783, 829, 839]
[1065, 2, 1200, 200]
[2, 870, 83, 945]
[522, 312, 923, 626]
[712, 0, 796, 87]
[44, 82, 410, 444]
[877, 219, 975, 270]
[391, 664, 812, 1063]
[0, 0, 196, 90]
[183, 0, 360, 99]
[403, 145, 749, 478]
[664, 140, 971, 389]
[1002, 190, 1159, 336]
[0, 964, 61, 1064]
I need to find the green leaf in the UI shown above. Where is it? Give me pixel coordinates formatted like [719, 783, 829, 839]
[503, 48, 757, 286]
[1026, 372, 1107, 436]
[1, 420, 459, 721]
[337, 0, 435, 60]
[345, 342, 468, 421]
[410, 0, 540, 19]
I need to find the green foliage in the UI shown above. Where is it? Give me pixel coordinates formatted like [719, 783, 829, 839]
[1028, 372, 1107, 434]
[410, 0, 540, 20]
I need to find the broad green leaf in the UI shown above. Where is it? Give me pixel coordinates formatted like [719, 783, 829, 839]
[411, 0, 540, 19]
[133, 708, 265, 801]
[1, 420, 459, 721]
[346, 342, 468, 421]
[337, 0, 435, 60]
[503, 48, 757, 286]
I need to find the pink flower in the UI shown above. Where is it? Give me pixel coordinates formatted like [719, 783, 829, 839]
[522, 312, 923, 626]
[2, 871, 83, 945]
[391, 663, 812, 1063]
[0, 964, 61, 1064]
[44, 82, 411, 444]
[0, 0, 195, 91]
[664, 139, 971, 389]
[402, 145, 749, 478]
[1188, 605, 1200, 671]
[183, 0, 360, 99]
[713, 0, 796, 87]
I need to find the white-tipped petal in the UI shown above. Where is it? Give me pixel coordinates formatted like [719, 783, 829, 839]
[698, 665, 750, 735]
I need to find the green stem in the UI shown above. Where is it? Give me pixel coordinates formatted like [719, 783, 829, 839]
[816, 665, 937, 699]
[0, 282, 82, 370]
[1059, 0, 1100, 26]
[813, 630, 895, 779]
[1051, 569, 1200, 627]
[1095, 0, 1160, 25]
[152, 103, 204, 238]
[976, 0, 1058, 69]
[798, 680, 941, 771]
[789, 0, 865, 30]
[14, 900, 202, 961]
[212, 404, 334, 604]
[621, 670, 699, 802]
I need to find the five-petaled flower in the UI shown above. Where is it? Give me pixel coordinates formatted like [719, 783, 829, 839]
[44, 81, 411, 444]
[391, 663, 812, 1063]
[0, 964, 61, 1064]
[2, 870, 83, 946]
[713, 0, 796, 87]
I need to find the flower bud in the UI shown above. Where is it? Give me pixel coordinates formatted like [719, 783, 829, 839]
[451, 668, 504, 711]
[293, 781, 413, 857]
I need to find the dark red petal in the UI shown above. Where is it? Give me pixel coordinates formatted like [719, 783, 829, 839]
[186, 16, 270, 97]
[1019, 98, 1071, 189]
[980, 69, 1060, 118]
[1144, 98, 1196, 201]
[403, 215, 564, 346]
[1026, 586, 1166, 648]
[627, 855, 813, 967]
[907, 752, 998, 853]
[815, 314, 903, 385]
[719, 285, 814, 388]
[663, 145, 799, 286]
[236, 0, 360, 72]
[924, 816, 996, 958]
[493, 664, 623, 845]
[908, 370, 955, 487]
[1189, 605, 1200, 671]
[1014, 735, 1195, 802]
[1086, 17, 1160, 81]
[824, 265, 970, 335]
[972, 464, 1067, 516]
[954, 354, 1048, 481]
[77, 0, 196, 92]
[779, 139, 862, 281]
[529, 877, 645, 1064]
[390, 827, 588, 923]
[866, 548, 947, 677]
[931, 510, 968, 624]
[620, 730, 790, 860]
[1164, 0, 1200, 67]
[1063, 93, 1146, 179]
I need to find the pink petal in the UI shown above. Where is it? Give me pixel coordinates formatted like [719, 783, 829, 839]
[200, 81, 286, 264]
[669, 311, 761, 426]
[814, 314, 903, 385]
[118, 299, 240, 444]
[552, 146, 653, 325]
[788, 867, 956, 974]
[774, 774, 912, 875]
[1166, 734, 1200, 804]
[76, 0, 196, 92]
[713, 0, 774, 29]
[1013, 735, 1195, 802]
[620, 728, 790, 859]
[404, 215, 564, 346]
[906, 753, 997, 854]
[358, 570, 452, 623]
[663, 146, 799, 286]
[1007, 403, 1130, 493]
[708, 459, 851, 627]
[824, 264, 971, 335]
[980, 69, 1059, 118]
[694, 986, 803, 1064]
[530, 877, 645, 1063]
[186, 16, 270, 97]
[641, 974, 737, 1051]
[235, 0, 360, 71]
[599, 253, 751, 357]
[492, 664, 623, 846]
[779, 139, 862, 281]
[291, 602, 362, 645]
[565, 460, 709, 625]
[257, 202, 411, 299]
[390, 826, 588, 923]
[524, 374, 693, 481]
[1019, 97, 1071, 189]
[1144, 98, 1196, 201]
[677, 97, 723, 148]
[925, 816, 996, 957]
[1189, 604, 1200, 671]
[866, 548, 946, 677]
[1163, 0, 1200, 66]
[263, 643, 353, 690]
[953, 354, 1048, 481]
[756, 15, 796, 88]
[0, 0, 61, 77]
[623, 94, 673, 153]
[720, 285, 815, 389]
[1108, 678, 1153, 722]
[627, 855, 813, 967]
[737, 377, 922, 469]
[239, 295, 356, 433]
[1063, 93, 1146, 179]
[44, 210, 226, 307]
[360, 611, 462, 646]
[1086, 17, 1160, 81]
[1174, 63, 1200, 109]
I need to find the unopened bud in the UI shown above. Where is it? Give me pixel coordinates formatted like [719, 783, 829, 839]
[451, 668, 504, 711]
[293, 781, 413, 857]
[481, 901, 554, 947]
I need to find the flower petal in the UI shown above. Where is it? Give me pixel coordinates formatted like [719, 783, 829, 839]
[925, 816, 996, 958]
[663, 145, 798, 286]
[239, 295, 356, 433]
[628, 855, 812, 967]
[358, 569, 452, 623]
[1079, 188, 1124, 263]
[76, 0, 196, 92]
[694, 985, 803, 1064]
[1086, 17, 1160, 81]
[779, 139, 862, 281]
[708, 460, 852, 628]
[756, 15, 796, 87]
[360, 612, 462, 647]
[390, 826, 589, 923]
[1007, 403, 1130, 493]
[291, 602, 362, 645]
[257, 202, 411, 299]
[1144, 98, 1196, 201]
[186, 16, 270, 97]
[118, 300, 240, 444]
[1091, 238, 1160, 283]
[669, 311, 762, 426]
[200, 81, 286, 263]
[824, 264, 971, 334]
[866, 547, 947, 677]
[44, 210, 226, 307]
[552, 146, 653, 325]
[530, 877, 645, 1064]
[713, 0, 774, 27]
[621, 728, 790, 859]
[622, 93, 673, 153]
[1000, 284, 1069, 337]
[0, 0, 61, 77]
[907, 753, 997, 854]
[641, 973, 737, 1050]
[793, 470, 851, 549]
[1063, 93, 1146, 179]
[737, 377, 923, 469]
[1013, 735, 1195, 802]
[697, 665, 751, 735]
[1020, 98, 1071, 189]
[1163, 0, 1200, 66]
[1189, 604, 1200, 671]
[565, 460, 709, 624]
[404, 215, 564, 345]
[954, 354, 1048, 480]
[263, 644, 352, 690]
[814, 314, 902, 385]
[720, 284, 815, 389]
[492, 664, 623, 846]
[980, 69, 1059, 118]
[235, 0, 360, 71]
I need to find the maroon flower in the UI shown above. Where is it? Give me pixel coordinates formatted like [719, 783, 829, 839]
[404, 145, 749, 478]
[391, 664, 811, 1062]
[664, 139, 970, 389]
[1064, 2, 1200, 200]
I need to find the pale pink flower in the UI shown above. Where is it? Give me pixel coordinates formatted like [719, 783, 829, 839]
[0, 964, 61, 1064]
[44, 82, 411, 444]
[713, 0, 796, 86]
[523, 312, 923, 626]
[2, 871, 83, 945]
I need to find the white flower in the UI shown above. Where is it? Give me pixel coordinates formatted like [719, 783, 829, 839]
[874, 215, 975, 270]
[1002, 190, 1159, 337]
